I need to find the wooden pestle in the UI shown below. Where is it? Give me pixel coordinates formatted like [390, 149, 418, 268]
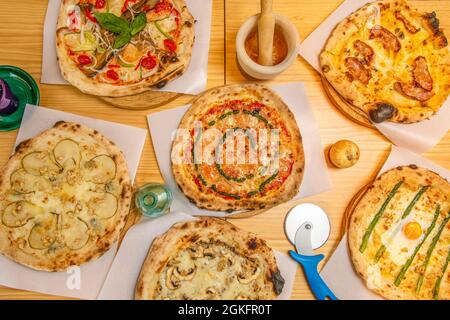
[258, 0, 275, 66]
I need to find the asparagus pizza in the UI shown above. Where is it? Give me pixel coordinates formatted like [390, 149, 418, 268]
[56, 0, 194, 97]
[320, 0, 450, 124]
[349, 165, 450, 300]
[135, 218, 285, 300]
[0, 122, 132, 271]
[171, 84, 305, 212]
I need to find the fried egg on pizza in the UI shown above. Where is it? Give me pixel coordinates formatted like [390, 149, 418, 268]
[349, 166, 450, 300]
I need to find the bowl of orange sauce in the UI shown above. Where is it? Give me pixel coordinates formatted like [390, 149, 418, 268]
[236, 14, 299, 80]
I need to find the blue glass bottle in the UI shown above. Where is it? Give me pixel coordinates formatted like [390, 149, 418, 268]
[134, 183, 173, 218]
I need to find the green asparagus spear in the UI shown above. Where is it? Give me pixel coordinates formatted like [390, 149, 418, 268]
[394, 205, 440, 287]
[374, 186, 429, 262]
[432, 247, 450, 300]
[359, 181, 403, 253]
[416, 213, 450, 293]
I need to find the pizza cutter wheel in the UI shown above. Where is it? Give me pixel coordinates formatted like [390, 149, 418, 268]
[284, 203, 337, 300]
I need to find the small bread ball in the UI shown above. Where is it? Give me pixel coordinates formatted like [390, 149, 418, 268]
[329, 140, 360, 168]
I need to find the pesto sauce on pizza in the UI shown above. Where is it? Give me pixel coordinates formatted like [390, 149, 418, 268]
[171, 84, 304, 212]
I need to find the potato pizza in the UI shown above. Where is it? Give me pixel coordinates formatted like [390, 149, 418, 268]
[171, 84, 305, 212]
[320, 0, 450, 124]
[56, 0, 194, 97]
[0, 122, 132, 271]
[348, 165, 450, 300]
[135, 218, 285, 300]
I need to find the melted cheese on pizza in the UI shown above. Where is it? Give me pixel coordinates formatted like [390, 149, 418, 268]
[321, 0, 450, 123]
[350, 166, 450, 300]
[0, 139, 121, 259]
[153, 241, 269, 300]
[61, 0, 186, 85]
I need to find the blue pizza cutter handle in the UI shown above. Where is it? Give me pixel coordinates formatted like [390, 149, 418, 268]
[289, 250, 338, 300]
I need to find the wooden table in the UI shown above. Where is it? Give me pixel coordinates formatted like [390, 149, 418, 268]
[0, 0, 449, 300]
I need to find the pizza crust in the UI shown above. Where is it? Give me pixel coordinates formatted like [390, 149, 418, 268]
[56, 0, 195, 97]
[171, 84, 305, 212]
[135, 218, 284, 300]
[348, 165, 450, 300]
[0, 122, 132, 271]
[320, 0, 450, 124]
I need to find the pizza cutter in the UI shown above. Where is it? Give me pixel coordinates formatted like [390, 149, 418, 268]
[284, 203, 338, 300]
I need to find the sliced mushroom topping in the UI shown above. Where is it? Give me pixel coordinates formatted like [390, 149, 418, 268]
[238, 266, 261, 284]
[188, 245, 204, 259]
[203, 246, 216, 258]
[205, 287, 220, 299]
[353, 40, 374, 64]
[394, 82, 435, 101]
[345, 57, 371, 85]
[369, 26, 401, 52]
[174, 267, 196, 281]
[206, 287, 217, 295]
[165, 267, 180, 290]
[413, 56, 433, 91]
[395, 11, 419, 33]
[217, 253, 234, 272]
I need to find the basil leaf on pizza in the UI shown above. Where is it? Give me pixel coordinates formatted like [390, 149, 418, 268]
[171, 84, 305, 212]
[94, 12, 129, 34]
[56, 0, 195, 97]
[130, 13, 147, 36]
[113, 31, 131, 49]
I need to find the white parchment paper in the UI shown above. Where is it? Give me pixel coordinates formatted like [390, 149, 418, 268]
[320, 146, 450, 300]
[0, 104, 147, 299]
[41, 0, 212, 95]
[298, 0, 450, 153]
[98, 211, 298, 300]
[147, 83, 332, 217]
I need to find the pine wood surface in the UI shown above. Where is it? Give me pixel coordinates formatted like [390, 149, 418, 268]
[0, 0, 449, 300]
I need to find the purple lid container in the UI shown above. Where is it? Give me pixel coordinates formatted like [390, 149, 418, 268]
[0, 79, 19, 116]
